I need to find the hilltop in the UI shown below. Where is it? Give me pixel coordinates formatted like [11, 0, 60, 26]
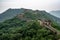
[0, 8, 60, 40]
[0, 8, 60, 23]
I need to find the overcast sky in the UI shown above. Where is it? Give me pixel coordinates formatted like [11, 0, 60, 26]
[0, 0, 60, 13]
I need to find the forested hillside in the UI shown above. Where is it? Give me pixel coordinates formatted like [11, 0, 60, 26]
[0, 17, 60, 40]
[0, 8, 60, 40]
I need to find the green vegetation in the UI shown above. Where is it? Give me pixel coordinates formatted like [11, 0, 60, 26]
[0, 9, 60, 40]
[51, 22, 60, 30]
[0, 17, 60, 40]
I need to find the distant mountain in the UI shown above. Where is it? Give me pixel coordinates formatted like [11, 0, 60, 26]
[0, 8, 60, 24]
[0, 8, 24, 22]
[50, 10, 60, 18]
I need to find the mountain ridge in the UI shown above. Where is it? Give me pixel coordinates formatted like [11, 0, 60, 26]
[0, 8, 60, 24]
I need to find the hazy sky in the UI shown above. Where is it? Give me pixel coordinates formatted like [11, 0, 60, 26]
[0, 0, 60, 13]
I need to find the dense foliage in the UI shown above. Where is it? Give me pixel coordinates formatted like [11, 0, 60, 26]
[0, 9, 60, 40]
[0, 17, 60, 40]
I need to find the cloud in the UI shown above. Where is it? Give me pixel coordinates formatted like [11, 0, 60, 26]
[0, 0, 60, 13]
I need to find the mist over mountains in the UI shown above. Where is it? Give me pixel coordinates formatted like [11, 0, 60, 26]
[50, 10, 60, 18]
[0, 8, 60, 24]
